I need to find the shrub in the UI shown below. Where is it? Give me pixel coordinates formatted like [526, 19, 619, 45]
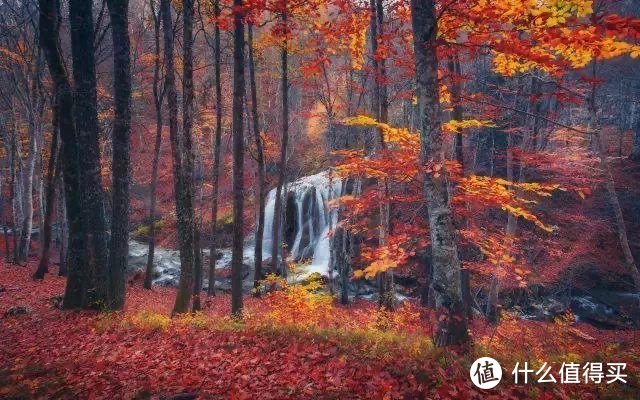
[129, 311, 171, 332]
[133, 219, 165, 239]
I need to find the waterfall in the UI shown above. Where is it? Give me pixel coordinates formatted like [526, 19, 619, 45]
[262, 171, 341, 276]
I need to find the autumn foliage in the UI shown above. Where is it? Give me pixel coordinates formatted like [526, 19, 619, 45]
[1, 263, 639, 399]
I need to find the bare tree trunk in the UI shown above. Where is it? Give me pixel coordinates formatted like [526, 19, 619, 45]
[144, 0, 164, 290]
[0, 172, 7, 260]
[17, 129, 37, 264]
[37, 151, 45, 240]
[231, 0, 246, 317]
[589, 64, 640, 289]
[179, 0, 202, 313]
[631, 119, 640, 161]
[449, 57, 464, 165]
[39, 0, 90, 307]
[106, 0, 132, 309]
[411, 0, 468, 347]
[9, 127, 19, 264]
[71, 0, 111, 308]
[208, 0, 223, 297]
[271, 6, 289, 276]
[107, 0, 131, 310]
[160, 0, 195, 314]
[486, 135, 516, 323]
[369, 0, 393, 309]
[58, 177, 68, 276]
[17, 51, 44, 266]
[447, 55, 472, 319]
[34, 104, 60, 280]
[247, 22, 266, 291]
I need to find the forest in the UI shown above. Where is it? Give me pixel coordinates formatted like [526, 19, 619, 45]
[0, 0, 640, 398]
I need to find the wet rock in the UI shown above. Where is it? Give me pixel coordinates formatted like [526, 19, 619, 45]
[155, 276, 179, 287]
[570, 296, 629, 328]
[161, 393, 197, 400]
[296, 187, 323, 261]
[590, 290, 640, 322]
[48, 295, 64, 309]
[4, 306, 30, 316]
[547, 299, 569, 316]
[524, 299, 569, 321]
[284, 192, 298, 250]
[211, 280, 232, 293]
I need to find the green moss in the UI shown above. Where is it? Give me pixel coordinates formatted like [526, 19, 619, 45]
[133, 219, 165, 239]
[217, 210, 233, 227]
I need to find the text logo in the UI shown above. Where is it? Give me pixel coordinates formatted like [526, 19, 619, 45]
[470, 357, 503, 389]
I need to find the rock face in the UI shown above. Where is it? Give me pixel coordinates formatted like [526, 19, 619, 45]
[127, 240, 254, 292]
[570, 291, 640, 328]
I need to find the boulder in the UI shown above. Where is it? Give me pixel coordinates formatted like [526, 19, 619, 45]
[4, 306, 30, 317]
[570, 296, 629, 328]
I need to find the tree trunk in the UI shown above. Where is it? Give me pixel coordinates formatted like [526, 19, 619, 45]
[39, 0, 89, 308]
[58, 177, 68, 277]
[631, 119, 640, 161]
[106, 0, 132, 310]
[597, 133, 640, 288]
[9, 127, 19, 264]
[70, 0, 111, 308]
[231, 0, 246, 317]
[179, 0, 202, 313]
[447, 55, 472, 319]
[449, 56, 464, 165]
[161, 0, 195, 314]
[247, 22, 266, 291]
[271, 6, 289, 276]
[411, 0, 469, 347]
[144, 0, 164, 290]
[369, 0, 393, 310]
[17, 50, 44, 266]
[0, 173, 8, 260]
[17, 126, 38, 264]
[192, 227, 203, 312]
[208, 0, 223, 297]
[589, 64, 640, 289]
[34, 105, 60, 280]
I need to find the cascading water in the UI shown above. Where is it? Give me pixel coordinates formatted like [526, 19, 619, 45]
[262, 171, 341, 276]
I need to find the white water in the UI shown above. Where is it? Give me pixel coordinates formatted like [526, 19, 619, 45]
[127, 171, 342, 286]
[261, 171, 342, 276]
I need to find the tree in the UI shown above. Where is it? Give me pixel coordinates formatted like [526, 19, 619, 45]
[67, 0, 111, 309]
[182, 0, 203, 313]
[589, 62, 640, 289]
[410, 0, 469, 346]
[208, 0, 223, 297]
[270, 0, 290, 275]
[631, 116, 640, 161]
[0, 0, 45, 267]
[144, 0, 165, 290]
[231, 0, 246, 317]
[39, 0, 89, 309]
[106, 0, 132, 310]
[247, 21, 266, 291]
[160, 0, 195, 314]
[33, 102, 60, 280]
[369, 0, 393, 310]
[16, 87, 40, 265]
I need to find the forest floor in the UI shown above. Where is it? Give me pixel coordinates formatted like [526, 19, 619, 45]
[1, 262, 639, 399]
